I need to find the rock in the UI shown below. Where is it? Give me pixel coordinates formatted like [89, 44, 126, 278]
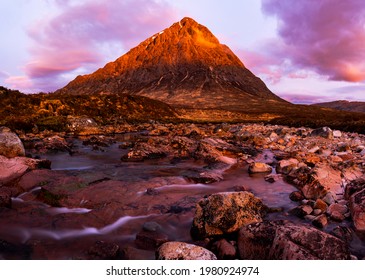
[289, 205, 313, 218]
[345, 176, 365, 199]
[312, 214, 328, 228]
[327, 203, 348, 216]
[212, 239, 237, 259]
[0, 156, 29, 185]
[248, 162, 272, 174]
[135, 229, 169, 250]
[331, 226, 353, 243]
[310, 127, 333, 139]
[156, 242, 217, 260]
[0, 127, 25, 158]
[276, 158, 299, 175]
[186, 169, 224, 184]
[323, 192, 336, 205]
[301, 164, 342, 200]
[313, 198, 328, 213]
[333, 130, 342, 138]
[66, 116, 100, 135]
[330, 211, 345, 222]
[289, 191, 304, 202]
[87, 241, 120, 260]
[121, 142, 167, 162]
[0, 187, 12, 208]
[143, 221, 162, 232]
[348, 188, 365, 232]
[264, 174, 281, 183]
[238, 221, 351, 260]
[191, 192, 266, 238]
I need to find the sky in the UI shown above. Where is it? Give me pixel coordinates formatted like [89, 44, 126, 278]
[1, 0, 365, 104]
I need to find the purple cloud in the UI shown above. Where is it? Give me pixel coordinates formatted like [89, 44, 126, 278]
[261, 0, 365, 82]
[8, 0, 178, 92]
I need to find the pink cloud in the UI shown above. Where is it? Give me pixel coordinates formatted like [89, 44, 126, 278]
[9, 0, 178, 92]
[261, 0, 365, 82]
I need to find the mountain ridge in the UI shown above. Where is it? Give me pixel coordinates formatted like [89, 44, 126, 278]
[313, 100, 365, 113]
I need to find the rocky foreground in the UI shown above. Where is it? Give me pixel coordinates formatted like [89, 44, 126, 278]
[1, 122, 365, 260]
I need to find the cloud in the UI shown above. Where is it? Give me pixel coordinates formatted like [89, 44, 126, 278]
[0, 70, 8, 79]
[8, 0, 178, 92]
[261, 0, 365, 82]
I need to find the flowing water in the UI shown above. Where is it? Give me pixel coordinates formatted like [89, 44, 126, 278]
[1, 135, 364, 259]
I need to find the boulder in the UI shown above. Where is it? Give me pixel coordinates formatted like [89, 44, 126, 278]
[238, 221, 351, 260]
[87, 241, 120, 260]
[66, 116, 100, 135]
[301, 164, 342, 200]
[310, 127, 333, 139]
[212, 239, 237, 259]
[248, 162, 272, 174]
[121, 142, 168, 161]
[156, 242, 217, 260]
[276, 158, 299, 175]
[312, 214, 328, 228]
[191, 191, 266, 238]
[348, 188, 365, 232]
[0, 127, 25, 158]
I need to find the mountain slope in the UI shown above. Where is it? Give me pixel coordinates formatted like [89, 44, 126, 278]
[56, 17, 286, 109]
[313, 100, 365, 113]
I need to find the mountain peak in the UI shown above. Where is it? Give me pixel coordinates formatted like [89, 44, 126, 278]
[57, 17, 285, 109]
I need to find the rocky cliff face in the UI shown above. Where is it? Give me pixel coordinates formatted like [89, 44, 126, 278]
[57, 17, 286, 109]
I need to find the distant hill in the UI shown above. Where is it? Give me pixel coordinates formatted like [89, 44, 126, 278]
[313, 100, 365, 113]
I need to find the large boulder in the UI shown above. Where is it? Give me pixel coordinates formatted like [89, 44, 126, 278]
[0, 127, 25, 158]
[288, 164, 342, 200]
[276, 158, 299, 175]
[238, 221, 351, 260]
[156, 242, 217, 260]
[191, 192, 266, 238]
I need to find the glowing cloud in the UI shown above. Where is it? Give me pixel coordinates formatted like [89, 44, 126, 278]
[261, 0, 365, 82]
[8, 0, 178, 92]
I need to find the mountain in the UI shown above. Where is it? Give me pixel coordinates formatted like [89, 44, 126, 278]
[313, 100, 365, 114]
[56, 17, 286, 110]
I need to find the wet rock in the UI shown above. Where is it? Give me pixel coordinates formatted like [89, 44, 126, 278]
[264, 174, 281, 183]
[191, 192, 266, 239]
[143, 221, 162, 232]
[289, 191, 304, 202]
[345, 176, 365, 199]
[248, 162, 272, 174]
[301, 164, 342, 200]
[312, 214, 328, 228]
[331, 226, 353, 243]
[238, 221, 351, 260]
[0, 187, 12, 208]
[289, 205, 313, 218]
[32, 135, 71, 153]
[212, 239, 237, 259]
[313, 198, 328, 213]
[121, 142, 167, 161]
[323, 192, 336, 205]
[276, 158, 299, 175]
[0, 127, 25, 158]
[135, 229, 169, 250]
[348, 188, 365, 232]
[156, 242, 217, 260]
[186, 169, 224, 184]
[327, 203, 348, 216]
[0, 156, 29, 185]
[87, 240, 120, 260]
[310, 127, 333, 139]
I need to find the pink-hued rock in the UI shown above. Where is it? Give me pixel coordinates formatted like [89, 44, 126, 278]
[0, 127, 25, 158]
[156, 242, 217, 260]
[238, 221, 351, 260]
